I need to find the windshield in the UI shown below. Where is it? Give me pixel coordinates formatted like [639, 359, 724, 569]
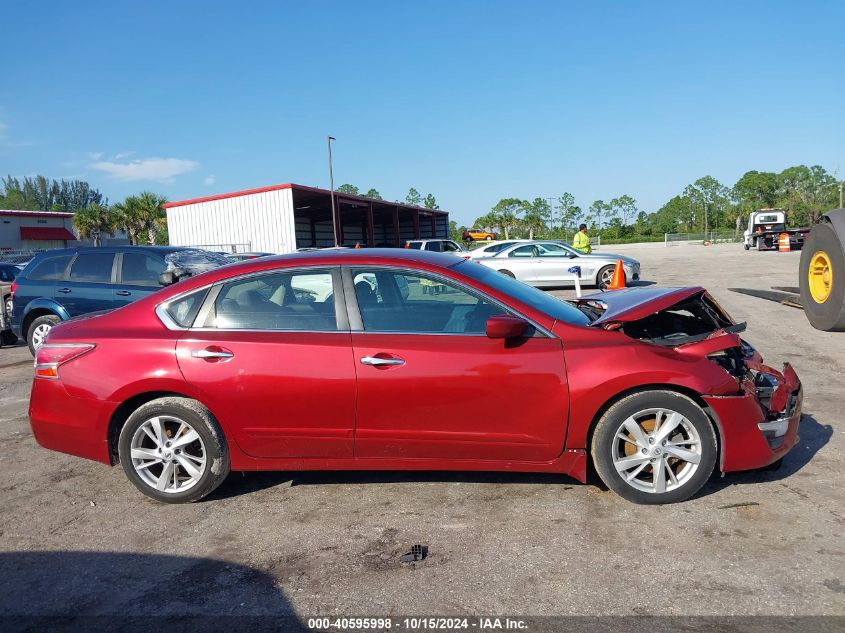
[453, 260, 589, 326]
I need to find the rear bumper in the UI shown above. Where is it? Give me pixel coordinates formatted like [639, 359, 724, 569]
[29, 378, 114, 465]
[703, 377, 802, 473]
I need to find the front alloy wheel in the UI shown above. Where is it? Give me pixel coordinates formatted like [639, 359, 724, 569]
[609, 408, 702, 494]
[591, 390, 717, 504]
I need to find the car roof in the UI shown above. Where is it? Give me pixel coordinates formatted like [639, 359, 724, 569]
[29, 245, 194, 259]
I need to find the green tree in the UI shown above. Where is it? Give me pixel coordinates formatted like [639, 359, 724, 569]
[112, 196, 143, 245]
[588, 199, 609, 230]
[405, 188, 422, 206]
[1, 175, 105, 211]
[733, 171, 779, 209]
[490, 198, 524, 239]
[522, 197, 551, 239]
[423, 193, 439, 209]
[337, 184, 359, 195]
[684, 176, 729, 232]
[449, 220, 467, 243]
[72, 203, 113, 246]
[555, 192, 579, 235]
[363, 188, 383, 200]
[135, 191, 167, 245]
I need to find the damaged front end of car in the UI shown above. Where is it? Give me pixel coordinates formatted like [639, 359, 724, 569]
[575, 287, 803, 472]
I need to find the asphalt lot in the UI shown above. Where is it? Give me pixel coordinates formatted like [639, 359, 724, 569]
[0, 243, 843, 621]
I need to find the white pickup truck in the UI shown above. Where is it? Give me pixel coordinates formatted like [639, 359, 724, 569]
[743, 209, 809, 251]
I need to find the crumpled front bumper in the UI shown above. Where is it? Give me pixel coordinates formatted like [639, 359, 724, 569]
[703, 362, 802, 472]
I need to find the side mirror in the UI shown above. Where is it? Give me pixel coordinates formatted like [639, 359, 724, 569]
[159, 271, 177, 286]
[486, 314, 530, 340]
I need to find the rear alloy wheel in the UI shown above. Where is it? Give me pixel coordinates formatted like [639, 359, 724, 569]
[591, 391, 717, 504]
[597, 265, 615, 289]
[27, 314, 60, 356]
[3, 295, 11, 316]
[118, 397, 230, 503]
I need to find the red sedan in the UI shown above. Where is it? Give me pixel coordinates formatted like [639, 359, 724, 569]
[28, 249, 801, 504]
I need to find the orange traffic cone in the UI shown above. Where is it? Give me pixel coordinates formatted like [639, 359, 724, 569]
[608, 260, 627, 290]
[355, 242, 361, 249]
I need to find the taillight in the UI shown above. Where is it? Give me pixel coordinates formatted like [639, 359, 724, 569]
[34, 344, 95, 379]
[9, 281, 16, 301]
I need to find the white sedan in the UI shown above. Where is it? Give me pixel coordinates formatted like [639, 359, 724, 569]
[464, 239, 530, 259]
[474, 241, 641, 289]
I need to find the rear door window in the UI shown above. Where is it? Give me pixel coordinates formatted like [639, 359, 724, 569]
[209, 269, 338, 331]
[27, 255, 73, 280]
[121, 253, 167, 286]
[69, 253, 115, 283]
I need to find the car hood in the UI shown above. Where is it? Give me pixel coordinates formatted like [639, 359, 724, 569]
[576, 287, 707, 326]
[577, 252, 638, 265]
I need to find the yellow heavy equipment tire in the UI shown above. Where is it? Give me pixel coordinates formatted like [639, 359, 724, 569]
[800, 222, 845, 331]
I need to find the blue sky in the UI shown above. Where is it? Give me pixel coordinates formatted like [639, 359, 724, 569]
[1, 1, 843, 225]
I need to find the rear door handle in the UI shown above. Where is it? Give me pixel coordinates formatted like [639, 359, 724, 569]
[116, 290, 131, 296]
[360, 356, 405, 367]
[191, 348, 234, 361]
[57, 287, 71, 294]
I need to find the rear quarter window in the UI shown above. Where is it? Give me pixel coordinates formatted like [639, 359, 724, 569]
[26, 255, 73, 281]
[164, 289, 208, 328]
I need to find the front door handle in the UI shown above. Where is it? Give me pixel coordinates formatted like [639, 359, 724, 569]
[57, 287, 71, 294]
[191, 347, 234, 361]
[360, 356, 405, 367]
[116, 290, 131, 296]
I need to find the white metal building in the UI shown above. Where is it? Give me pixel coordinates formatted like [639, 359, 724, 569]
[164, 183, 450, 254]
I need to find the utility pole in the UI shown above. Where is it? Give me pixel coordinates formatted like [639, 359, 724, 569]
[327, 136, 337, 246]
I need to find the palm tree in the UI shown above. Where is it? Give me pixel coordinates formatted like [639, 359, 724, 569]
[135, 191, 167, 245]
[72, 203, 113, 247]
[112, 196, 143, 245]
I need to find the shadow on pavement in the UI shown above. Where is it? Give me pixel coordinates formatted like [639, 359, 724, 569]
[0, 551, 306, 630]
[208, 469, 580, 501]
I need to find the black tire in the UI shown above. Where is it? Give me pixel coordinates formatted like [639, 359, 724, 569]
[485, 235, 493, 241]
[27, 314, 60, 356]
[799, 222, 845, 331]
[1, 329, 18, 346]
[757, 236, 766, 251]
[743, 243, 750, 251]
[498, 269, 516, 278]
[3, 294, 11, 316]
[591, 390, 717, 504]
[596, 265, 614, 290]
[118, 397, 230, 504]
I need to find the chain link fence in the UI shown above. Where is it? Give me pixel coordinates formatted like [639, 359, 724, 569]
[664, 231, 742, 247]
[0, 249, 46, 264]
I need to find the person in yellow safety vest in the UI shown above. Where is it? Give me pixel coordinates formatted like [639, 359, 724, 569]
[572, 223, 592, 254]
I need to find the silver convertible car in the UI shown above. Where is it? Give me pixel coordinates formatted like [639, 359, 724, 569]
[475, 241, 641, 289]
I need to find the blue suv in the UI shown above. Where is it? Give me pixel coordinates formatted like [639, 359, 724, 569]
[11, 246, 230, 354]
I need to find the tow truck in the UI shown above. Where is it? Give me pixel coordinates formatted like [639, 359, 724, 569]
[743, 209, 810, 251]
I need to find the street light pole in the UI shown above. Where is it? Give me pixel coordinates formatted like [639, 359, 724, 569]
[327, 135, 338, 246]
